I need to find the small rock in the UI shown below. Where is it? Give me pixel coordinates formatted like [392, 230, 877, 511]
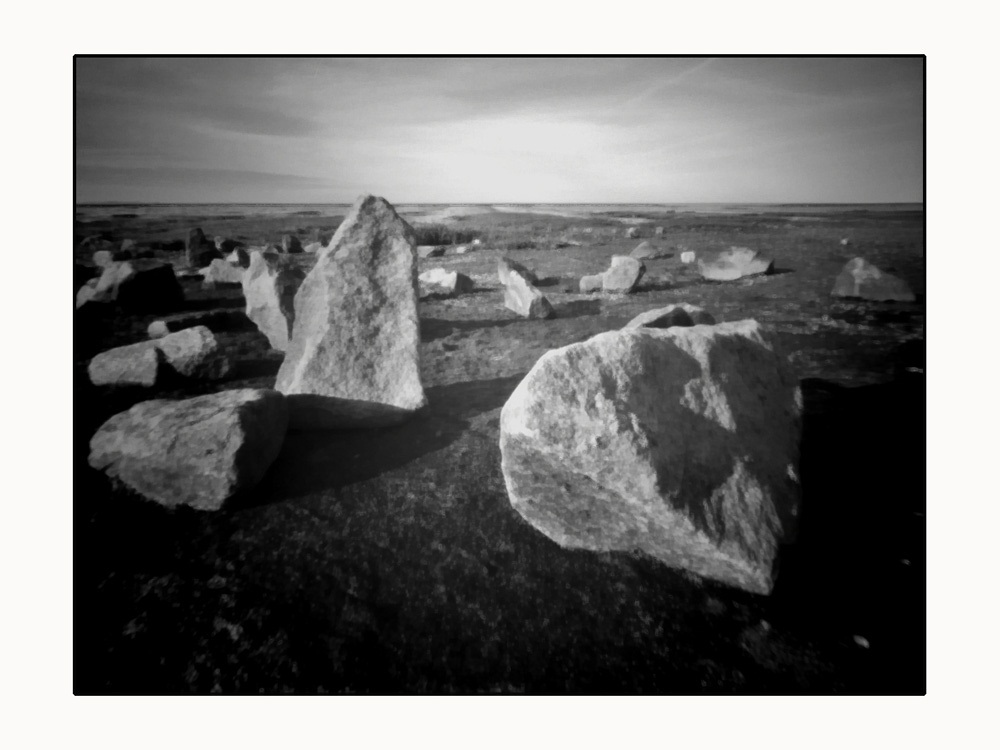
[87, 341, 163, 387]
[303, 241, 323, 254]
[579, 274, 604, 293]
[602, 256, 645, 293]
[201, 258, 246, 287]
[625, 226, 640, 239]
[629, 241, 670, 260]
[853, 635, 870, 649]
[698, 247, 774, 281]
[281, 234, 303, 254]
[419, 268, 475, 298]
[498, 257, 538, 286]
[503, 269, 555, 319]
[680, 251, 696, 264]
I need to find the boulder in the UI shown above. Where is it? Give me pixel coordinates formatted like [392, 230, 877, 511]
[680, 251, 697, 264]
[87, 340, 163, 387]
[201, 258, 246, 287]
[417, 245, 445, 259]
[625, 226, 640, 239]
[419, 268, 474, 298]
[82, 259, 184, 313]
[88, 325, 230, 386]
[303, 242, 323, 254]
[275, 195, 426, 428]
[698, 247, 774, 281]
[629, 241, 669, 260]
[93, 250, 116, 268]
[579, 274, 605, 293]
[499, 320, 802, 594]
[186, 227, 219, 268]
[88, 389, 288, 511]
[148, 310, 250, 339]
[214, 236, 243, 255]
[241, 250, 306, 352]
[225, 246, 251, 268]
[503, 269, 555, 319]
[654, 226, 665, 236]
[602, 256, 645, 293]
[831, 258, 916, 302]
[498, 257, 538, 286]
[281, 234, 303, 254]
[625, 303, 717, 329]
[120, 239, 137, 253]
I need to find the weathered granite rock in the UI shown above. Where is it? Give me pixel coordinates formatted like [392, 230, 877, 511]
[504, 269, 555, 319]
[419, 268, 475, 298]
[87, 341, 163, 387]
[88, 389, 288, 511]
[698, 247, 774, 281]
[83, 260, 184, 313]
[498, 257, 538, 286]
[281, 234, 303, 254]
[418, 245, 445, 259]
[241, 250, 306, 352]
[499, 320, 802, 594]
[275, 195, 426, 428]
[625, 303, 717, 329]
[680, 251, 696, 264]
[630, 241, 669, 260]
[148, 310, 251, 339]
[201, 258, 246, 287]
[603, 256, 645, 293]
[579, 274, 605, 293]
[831, 257, 916, 302]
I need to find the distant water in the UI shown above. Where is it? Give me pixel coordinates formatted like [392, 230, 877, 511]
[75, 202, 923, 222]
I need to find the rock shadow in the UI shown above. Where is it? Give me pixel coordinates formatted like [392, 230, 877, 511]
[554, 299, 602, 318]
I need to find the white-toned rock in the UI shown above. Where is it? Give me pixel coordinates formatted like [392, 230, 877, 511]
[499, 320, 802, 594]
[625, 303, 717, 329]
[625, 226, 640, 239]
[275, 195, 426, 429]
[503, 269, 555, 319]
[303, 241, 323, 254]
[88, 325, 230, 386]
[629, 241, 669, 260]
[603, 256, 645, 293]
[498, 257, 538, 286]
[88, 389, 288, 511]
[80, 260, 184, 313]
[241, 250, 306, 352]
[201, 258, 246, 287]
[831, 257, 915, 302]
[452, 244, 470, 255]
[698, 247, 774, 281]
[680, 251, 697, 264]
[87, 341, 163, 387]
[579, 274, 604, 293]
[148, 310, 249, 339]
[654, 226, 665, 236]
[419, 268, 474, 298]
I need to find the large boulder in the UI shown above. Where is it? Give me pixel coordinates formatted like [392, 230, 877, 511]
[201, 258, 246, 287]
[499, 320, 802, 594]
[419, 268, 474, 298]
[241, 250, 306, 352]
[88, 326, 230, 386]
[698, 247, 774, 281]
[275, 195, 426, 429]
[503, 269, 555, 319]
[498, 257, 538, 286]
[88, 389, 288, 511]
[831, 258, 916, 302]
[625, 303, 717, 329]
[78, 260, 184, 313]
[602, 256, 645, 292]
[629, 241, 670, 260]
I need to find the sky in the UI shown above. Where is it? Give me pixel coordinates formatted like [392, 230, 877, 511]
[75, 57, 923, 204]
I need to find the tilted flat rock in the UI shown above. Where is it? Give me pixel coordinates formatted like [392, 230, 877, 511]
[88, 340, 163, 387]
[499, 320, 802, 594]
[419, 268, 475, 298]
[629, 241, 670, 260]
[698, 246, 774, 281]
[680, 250, 696, 264]
[602, 256, 645, 293]
[88, 389, 288, 511]
[625, 303, 717, 329]
[303, 241, 323, 254]
[241, 250, 306, 352]
[275, 195, 426, 428]
[417, 245, 445, 259]
[89, 325, 230, 386]
[579, 274, 605, 293]
[503, 269, 555, 319]
[201, 258, 247, 287]
[498, 257, 538, 286]
[81, 260, 184, 313]
[831, 257, 916, 302]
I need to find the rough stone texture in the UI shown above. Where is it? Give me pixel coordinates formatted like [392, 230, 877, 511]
[201, 258, 247, 287]
[579, 274, 605, 293]
[681, 251, 697, 264]
[831, 257, 916, 302]
[275, 195, 426, 429]
[698, 247, 774, 281]
[503, 269, 555, 319]
[419, 268, 475, 298]
[603, 256, 645, 293]
[242, 250, 306, 352]
[630, 241, 669, 260]
[499, 320, 802, 594]
[498, 257, 538, 286]
[417, 245, 444, 259]
[84, 260, 184, 313]
[281, 234, 304, 254]
[148, 310, 250, 339]
[87, 341, 163, 387]
[88, 389, 289, 511]
[625, 303, 717, 329]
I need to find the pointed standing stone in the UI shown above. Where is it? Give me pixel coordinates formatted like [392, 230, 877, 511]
[275, 195, 426, 429]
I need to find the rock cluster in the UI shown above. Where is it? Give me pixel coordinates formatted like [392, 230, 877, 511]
[88, 326, 231, 387]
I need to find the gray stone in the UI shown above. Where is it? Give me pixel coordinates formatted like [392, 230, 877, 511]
[303, 242, 323, 254]
[186, 227, 219, 268]
[241, 250, 306, 352]
[504, 269, 555, 319]
[93, 250, 116, 268]
[419, 268, 475, 298]
[201, 258, 246, 287]
[498, 257, 538, 286]
[148, 310, 250, 339]
[87, 340, 163, 387]
[831, 257, 916, 302]
[499, 320, 802, 594]
[629, 241, 669, 260]
[625, 303, 717, 329]
[88, 389, 288, 511]
[120, 239, 137, 253]
[82, 260, 184, 313]
[275, 195, 426, 429]
[654, 226, 665, 236]
[579, 274, 604, 293]
[602, 256, 645, 293]
[680, 250, 696, 264]
[625, 226, 640, 239]
[88, 326, 230, 386]
[698, 247, 774, 281]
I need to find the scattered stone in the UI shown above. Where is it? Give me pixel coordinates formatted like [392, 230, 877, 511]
[186, 228, 220, 268]
[503, 269, 555, 319]
[831, 257, 916, 302]
[472, 238, 482, 246]
[80, 235, 115, 253]
[698, 247, 774, 281]
[499, 320, 802, 594]
[79, 260, 184, 313]
[452, 244, 470, 255]
[419, 268, 475, 298]
[224, 246, 251, 268]
[840, 238, 851, 246]
[93, 250, 116, 268]
[602, 256, 645, 293]
[87, 341, 163, 387]
[579, 274, 605, 293]
[275, 195, 426, 428]
[625, 303, 717, 329]
[629, 241, 670, 260]
[418, 245, 445, 259]
[498, 257, 538, 286]
[120, 239, 137, 253]
[201, 258, 246, 287]
[88, 325, 230, 386]
[76, 279, 102, 309]
[148, 310, 251, 339]
[681, 251, 697, 264]
[241, 250, 306, 352]
[88, 389, 288, 511]
[303, 241, 323, 254]
[281, 234, 303, 253]
[853, 635, 870, 649]
[654, 226, 665, 236]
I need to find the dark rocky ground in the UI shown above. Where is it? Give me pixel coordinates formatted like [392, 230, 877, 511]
[74, 206, 925, 694]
